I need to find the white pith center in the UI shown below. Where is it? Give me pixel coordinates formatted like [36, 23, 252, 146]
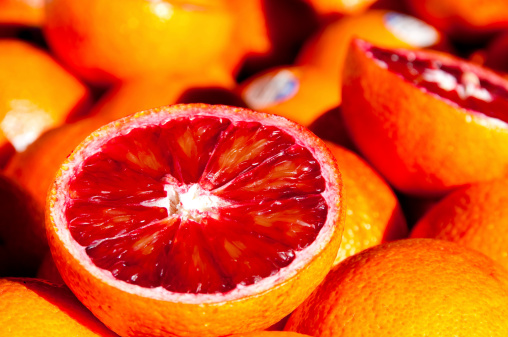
[142, 183, 228, 222]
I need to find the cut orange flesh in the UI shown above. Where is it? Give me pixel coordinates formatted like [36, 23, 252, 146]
[46, 104, 344, 336]
[65, 116, 328, 293]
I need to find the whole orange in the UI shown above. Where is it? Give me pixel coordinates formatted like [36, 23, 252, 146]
[285, 238, 508, 336]
[0, 39, 90, 157]
[238, 65, 339, 127]
[326, 142, 407, 264]
[43, 0, 236, 86]
[0, 278, 118, 336]
[411, 179, 508, 271]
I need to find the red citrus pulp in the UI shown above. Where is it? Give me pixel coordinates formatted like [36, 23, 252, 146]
[46, 104, 344, 336]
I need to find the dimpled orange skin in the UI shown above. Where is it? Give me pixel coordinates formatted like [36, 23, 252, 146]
[0, 0, 44, 26]
[0, 278, 119, 337]
[341, 39, 508, 197]
[43, 0, 235, 86]
[238, 65, 339, 127]
[46, 104, 345, 337]
[411, 179, 508, 271]
[325, 142, 407, 265]
[0, 39, 90, 152]
[285, 238, 508, 336]
[408, 0, 508, 37]
[296, 10, 443, 106]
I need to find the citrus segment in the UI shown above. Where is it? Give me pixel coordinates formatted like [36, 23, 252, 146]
[47, 104, 344, 336]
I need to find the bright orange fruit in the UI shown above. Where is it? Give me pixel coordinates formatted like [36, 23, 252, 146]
[0, 278, 118, 336]
[238, 65, 339, 127]
[0, 0, 44, 27]
[285, 238, 508, 336]
[43, 0, 236, 86]
[0, 39, 90, 158]
[303, 0, 378, 16]
[326, 142, 407, 264]
[411, 179, 508, 271]
[341, 38, 508, 196]
[407, 0, 508, 39]
[46, 104, 345, 336]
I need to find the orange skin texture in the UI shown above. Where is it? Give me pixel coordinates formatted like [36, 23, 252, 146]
[0, 174, 46, 277]
[43, 0, 236, 86]
[46, 104, 345, 337]
[5, 116, 107, 213]
[326, 142, 407, 265]
[0, 278, 118, 336]
[303, 0, 377, 15]
[0, 0, 44, 26]
[0, 39, 90, 153]
[296, 10, 443, 105]
[285, 238, 508, 336]
[411, 179, 508, 271]
[238, 65, 339, 127]
[408, 0, 508, 38]
[341, 39, 508, 197]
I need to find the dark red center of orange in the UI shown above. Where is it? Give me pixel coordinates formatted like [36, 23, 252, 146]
[65, 115, 328, 294]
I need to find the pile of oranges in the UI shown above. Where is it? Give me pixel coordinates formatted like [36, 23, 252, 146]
[2, 0, 508, 336]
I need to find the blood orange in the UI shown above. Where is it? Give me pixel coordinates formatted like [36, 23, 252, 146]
[341, 38, 508, 196]
[46, 104, 344, 336]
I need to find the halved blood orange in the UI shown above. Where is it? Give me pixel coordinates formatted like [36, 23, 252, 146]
[46, 104, 344, 337]
[341, 38, 508, 197]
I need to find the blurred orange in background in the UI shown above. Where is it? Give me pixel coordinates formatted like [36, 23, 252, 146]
[0, 0, 44, 27]
[92, 71, 240, 122]
[43, 0, 236, 86]
[0, 39, 90, 166]
[303, 0, 378, 16]
[238, 65, 337, 126]
[407, 0, 508, 41]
